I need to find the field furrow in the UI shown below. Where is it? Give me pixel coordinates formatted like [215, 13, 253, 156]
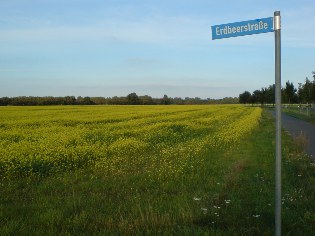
[0, 105, 261, 178]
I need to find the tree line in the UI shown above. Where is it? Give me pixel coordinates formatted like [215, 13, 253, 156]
[239, 71, 315, 105]
[0, 93, 239, 106]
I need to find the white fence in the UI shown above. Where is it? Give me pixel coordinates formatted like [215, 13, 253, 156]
[284, 104, 315, 117]
[245, 103, 315, 118]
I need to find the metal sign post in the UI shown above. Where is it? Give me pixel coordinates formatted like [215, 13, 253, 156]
[212, 11, 282, 235]
[274, 11, 281, 236]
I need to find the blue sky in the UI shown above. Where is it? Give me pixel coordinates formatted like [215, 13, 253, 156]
[0, 0, 314, 99]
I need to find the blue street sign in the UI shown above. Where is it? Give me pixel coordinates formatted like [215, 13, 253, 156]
[212, 17, 274, 40]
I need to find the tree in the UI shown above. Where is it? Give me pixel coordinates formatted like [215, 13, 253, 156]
[161, 94, 171, 105]
[172, 97, 184, 105]
[239, 91, 251, 104]
[139, 95, 155, 105]
[250, 90, 261, 104]
[83, 97, 94, 105]
[126, 93, 140, 105]
[109, 96, 127, 105]
[311, 73, 315, 102]
[298, 77, 312, 103]
[265, 84, 275, 105]
[260, 88, 268, 105]
[221, 97, 239, 104]
[64, 96, 76, 105]
[0, 97, 10, 106]
[91, 97, 107, 105]
[283, 81, 297, 104]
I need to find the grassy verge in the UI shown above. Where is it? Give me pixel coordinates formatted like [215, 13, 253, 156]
[1, 110, 315, 235]
[282, 108, 315, 124]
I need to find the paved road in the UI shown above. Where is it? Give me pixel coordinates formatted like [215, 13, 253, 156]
[271, 111, 315, 160]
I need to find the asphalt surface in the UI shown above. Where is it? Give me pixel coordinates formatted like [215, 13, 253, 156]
[271, 111, 315, 160]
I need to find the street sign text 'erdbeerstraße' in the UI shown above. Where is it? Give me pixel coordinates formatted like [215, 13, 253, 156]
[211, 17, 274, 40]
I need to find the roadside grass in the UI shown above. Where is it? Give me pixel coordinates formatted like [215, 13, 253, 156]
[282, 108, 315, 124]
[292, 131, 310, 152]
[1, 110, 315, 235]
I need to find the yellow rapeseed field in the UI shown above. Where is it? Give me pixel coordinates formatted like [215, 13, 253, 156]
[0, 105, 262, 179]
